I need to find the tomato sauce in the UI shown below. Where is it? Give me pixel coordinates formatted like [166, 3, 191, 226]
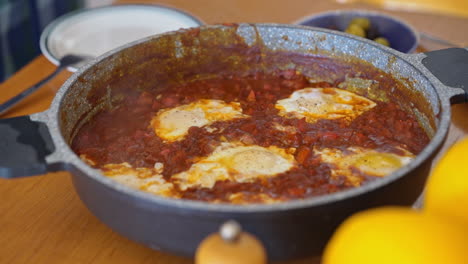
[71, 70, 429, 203]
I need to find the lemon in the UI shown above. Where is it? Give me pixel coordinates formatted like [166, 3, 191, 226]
[322, 207, 468, 264]
[424, 137, 468, 223]
[323, 138, 468, 264]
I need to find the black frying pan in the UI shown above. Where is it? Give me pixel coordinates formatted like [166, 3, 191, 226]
[0, 24, 467, 260]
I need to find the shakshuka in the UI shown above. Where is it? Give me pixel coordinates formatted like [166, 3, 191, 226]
[72, 70, 429, 204]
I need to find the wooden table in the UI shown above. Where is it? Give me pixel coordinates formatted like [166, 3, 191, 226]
[1, 1, 467, 263]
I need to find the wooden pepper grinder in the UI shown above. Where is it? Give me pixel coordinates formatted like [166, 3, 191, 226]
[195, 220, 267, 264]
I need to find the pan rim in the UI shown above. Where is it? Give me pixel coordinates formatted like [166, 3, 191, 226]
[49, 23, 451, 213]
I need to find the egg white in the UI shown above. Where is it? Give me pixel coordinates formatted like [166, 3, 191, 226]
[101, 162, 175, 196]
[275, 87, 376, 123]
[151, 99, 248, 141]
[316, 147, 415, 186]
[172, 142, 297, 190]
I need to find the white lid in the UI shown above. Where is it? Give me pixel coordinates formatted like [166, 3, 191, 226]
[40, 4, 202, 71]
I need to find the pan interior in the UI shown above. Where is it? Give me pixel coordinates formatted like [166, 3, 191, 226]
[57, 24, 440, 199]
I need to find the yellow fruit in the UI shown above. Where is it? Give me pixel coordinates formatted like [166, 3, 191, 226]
[425, 137, 468, 223]
[195, 231, 267, 264]
[323, 138, 468, 264]
[323, 207, 468, 264]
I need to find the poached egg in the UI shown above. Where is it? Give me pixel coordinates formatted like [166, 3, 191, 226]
[275, 87, 376, 123]
[151, 99, 247, 141]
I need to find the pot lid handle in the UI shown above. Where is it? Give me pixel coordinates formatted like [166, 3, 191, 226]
[195, 220, 267, 264]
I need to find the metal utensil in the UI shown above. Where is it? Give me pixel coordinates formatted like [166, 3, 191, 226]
[0, 54, 89, 116]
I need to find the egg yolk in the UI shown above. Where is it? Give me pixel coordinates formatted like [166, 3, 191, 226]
[316, 147, 414, 186]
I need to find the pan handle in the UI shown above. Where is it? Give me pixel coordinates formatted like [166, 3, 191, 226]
[420, 47, 468, 103]
[0, 113, 65, 178]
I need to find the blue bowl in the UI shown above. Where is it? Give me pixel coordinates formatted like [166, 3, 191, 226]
[295, 10, 419, 53]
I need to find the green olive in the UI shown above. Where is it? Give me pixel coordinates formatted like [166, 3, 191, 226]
[345, 24, 366, 38]
[349, 17, 371, 30]
[374, 37, 390, 47]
